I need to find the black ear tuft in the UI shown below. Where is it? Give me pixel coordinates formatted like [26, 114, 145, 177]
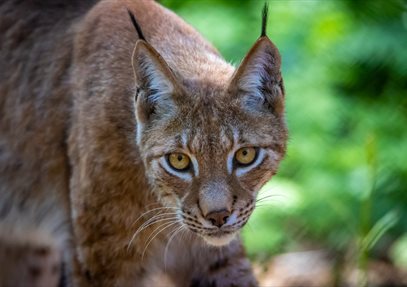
[261, 2, 269, 37]
[127, 8, 146, 41]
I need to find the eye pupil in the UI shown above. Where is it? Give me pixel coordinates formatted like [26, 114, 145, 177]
[242, 150, 248, 156]
[177, 155, 183, 161]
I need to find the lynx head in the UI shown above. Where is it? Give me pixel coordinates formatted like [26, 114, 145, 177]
[129, 4, 287, 246]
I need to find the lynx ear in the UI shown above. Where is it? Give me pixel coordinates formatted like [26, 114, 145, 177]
[132, 41, 180, 120]
[229, 36, 284, 116]
[132, 41, 181, 142]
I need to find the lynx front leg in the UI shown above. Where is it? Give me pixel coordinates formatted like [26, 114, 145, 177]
[68, 133, 152, 286]
[70, 183, 147, 287]
[70, 196, 126, 286]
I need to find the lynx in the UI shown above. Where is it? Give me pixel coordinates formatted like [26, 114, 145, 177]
[0, 0, 287, 286]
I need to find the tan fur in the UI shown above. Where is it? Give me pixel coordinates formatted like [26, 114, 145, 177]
[0, 0, 287, 286]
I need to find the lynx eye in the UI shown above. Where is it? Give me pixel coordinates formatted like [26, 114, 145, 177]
[167, 153, 191, 171]
[235, 147, 257, 166]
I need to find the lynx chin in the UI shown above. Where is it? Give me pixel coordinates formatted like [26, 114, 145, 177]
[0, 0, 287, 286]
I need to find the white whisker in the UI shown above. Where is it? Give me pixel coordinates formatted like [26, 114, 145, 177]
[246, 221, 255, 232]
[254, 203, 281, 208]
[135, 212, 179, 231]
[127, 215, 179, 251]
[256, 194, 286, 203]
[141, 221, 181, 260]
[130, 207, 178, 227]
[135, 215, 178, 237]
[164, 225, 185, 271]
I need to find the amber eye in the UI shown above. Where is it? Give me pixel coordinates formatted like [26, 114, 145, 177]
[167, 153, 191, 171]
[235, 147, 257, 166]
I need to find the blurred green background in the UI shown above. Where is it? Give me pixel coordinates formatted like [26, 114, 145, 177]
[162, 0, 407, 284]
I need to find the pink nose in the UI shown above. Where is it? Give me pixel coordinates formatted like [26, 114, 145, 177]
[205, 209, 231, 228]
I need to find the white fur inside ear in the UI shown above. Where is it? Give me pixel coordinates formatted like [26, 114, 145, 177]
[238, 51, 269, 106]
[139, 54, 174, 104]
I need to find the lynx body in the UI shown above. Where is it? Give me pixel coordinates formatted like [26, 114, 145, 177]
[0, 0, 287, 286]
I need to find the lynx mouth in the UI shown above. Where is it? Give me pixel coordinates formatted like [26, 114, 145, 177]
[202, 231, 237, 246]
[181, 207, 254, 246]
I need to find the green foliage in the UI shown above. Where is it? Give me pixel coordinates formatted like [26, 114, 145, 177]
[162, 0, 407, 267]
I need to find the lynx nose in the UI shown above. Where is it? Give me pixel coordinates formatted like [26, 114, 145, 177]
[205, 210, 231, 228]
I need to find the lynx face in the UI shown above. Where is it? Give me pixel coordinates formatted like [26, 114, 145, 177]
[132, 37, 287, 246]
